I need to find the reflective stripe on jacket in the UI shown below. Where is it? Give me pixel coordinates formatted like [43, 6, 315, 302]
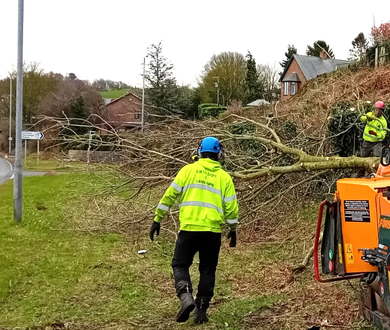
[361, 112, 387, 142]
[154, 158, 239, 233]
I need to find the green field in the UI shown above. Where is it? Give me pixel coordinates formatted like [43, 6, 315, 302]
[0, 170, 376, 330]
[100, 89, 128, 99]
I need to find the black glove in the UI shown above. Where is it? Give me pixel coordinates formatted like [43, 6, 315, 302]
[227, 231, 236, 248]
[149, 221, 160, 241]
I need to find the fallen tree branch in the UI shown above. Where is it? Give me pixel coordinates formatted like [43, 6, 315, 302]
[293, 232, 323, 272]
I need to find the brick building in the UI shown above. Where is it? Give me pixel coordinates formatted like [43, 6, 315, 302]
[280, 53, 350, 102]
[102, 92, 142, 130]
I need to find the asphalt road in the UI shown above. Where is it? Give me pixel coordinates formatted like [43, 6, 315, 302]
[0, 158, 47, 185]
[0, 158, 13, 185]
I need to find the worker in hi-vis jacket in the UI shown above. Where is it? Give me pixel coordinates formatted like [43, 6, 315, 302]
[360, 100, 387, 157]
[150, 136, 239, 325]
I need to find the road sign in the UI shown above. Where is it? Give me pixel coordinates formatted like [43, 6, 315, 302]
[21, 131, 44, 140]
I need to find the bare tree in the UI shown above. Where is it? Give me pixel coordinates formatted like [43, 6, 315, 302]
[198, 52, 246, 105]
[258, 64, 280, 102]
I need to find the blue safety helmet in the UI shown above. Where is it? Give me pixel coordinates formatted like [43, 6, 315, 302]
[199, 137, 221, 153]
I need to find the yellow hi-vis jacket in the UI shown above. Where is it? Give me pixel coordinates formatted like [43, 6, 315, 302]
[361, 112, 387, 142]
[154, 158, 239, 233]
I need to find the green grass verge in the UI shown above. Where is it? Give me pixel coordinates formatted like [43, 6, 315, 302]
[22, 158, 87, 172]
[18, 155, 115, 173]
[0, 175, 128, 326]
[0, 170, 377, 330]
[0, 174, 282, 329]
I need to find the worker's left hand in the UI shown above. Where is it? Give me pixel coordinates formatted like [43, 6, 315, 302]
[227, 231, 236, 248]
[369, 130, 377, 136]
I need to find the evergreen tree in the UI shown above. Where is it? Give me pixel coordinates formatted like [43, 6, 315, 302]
[306, 40, 334, 58]
[145, 41, 178, 110]
[348, 32, 368, 61]
[176, 85, 196, 118]
[69, 96, 90, 135]
[279, 44, 297, 72]
[244, 51, 262, 104]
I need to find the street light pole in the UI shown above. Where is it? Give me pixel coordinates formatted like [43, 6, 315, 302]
[141, 57, 146, 133]
[214, 76, 220, 106]
[14, 0, 24, 223]
[9, 73, 13, 155]
[215, 82, 219, 106]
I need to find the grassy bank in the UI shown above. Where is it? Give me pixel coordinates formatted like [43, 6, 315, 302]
[100, 89, 128, 99]
[0, 173, 375, 330]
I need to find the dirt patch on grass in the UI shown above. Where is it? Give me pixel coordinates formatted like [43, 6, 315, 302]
[21, 320, 141, 330]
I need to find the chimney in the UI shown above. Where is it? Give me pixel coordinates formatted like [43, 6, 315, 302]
[320, 50, 328, 60]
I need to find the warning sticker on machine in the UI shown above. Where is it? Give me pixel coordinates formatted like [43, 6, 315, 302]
[344, 200, 370, 222]
[345, 243, 354, 264]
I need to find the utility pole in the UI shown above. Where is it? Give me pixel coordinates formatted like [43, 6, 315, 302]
[141, 57, 146, 133]
[9, 73, 13, 155]
[14, 0, 24, 223]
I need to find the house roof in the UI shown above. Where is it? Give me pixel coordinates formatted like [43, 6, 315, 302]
[106, 92, 141, 106]
[282, 72, 301, 82]
[247, 99, 270, 106]
[281, 54, 351, 82]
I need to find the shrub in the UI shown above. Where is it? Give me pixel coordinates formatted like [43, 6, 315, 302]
[198, 103, 227, 119]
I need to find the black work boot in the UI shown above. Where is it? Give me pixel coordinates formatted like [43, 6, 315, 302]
[175, 281, 195, 323]
[194, 297, 210, 325]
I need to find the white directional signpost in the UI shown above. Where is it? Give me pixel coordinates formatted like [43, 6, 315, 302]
[22, 131, 44, 165]
[21, 131, 44, 140]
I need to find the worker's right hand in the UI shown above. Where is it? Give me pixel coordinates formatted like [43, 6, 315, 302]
[227, 231, 236, 248]
[149, 221, 160, 241]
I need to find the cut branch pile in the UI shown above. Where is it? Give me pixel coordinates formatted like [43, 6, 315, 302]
[31, 66, 390, 243]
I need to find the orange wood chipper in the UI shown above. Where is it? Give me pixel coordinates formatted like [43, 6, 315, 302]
[314, 145, 390, 330]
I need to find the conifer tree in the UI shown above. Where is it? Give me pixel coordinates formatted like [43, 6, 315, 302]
[145, 41, 178, 110]
[244, 51, 263, 105]
[279, 44, 297, 72]
[348, 32, 368, 61]
[69, 96, 90, 135]
[306, 40, 334, 58]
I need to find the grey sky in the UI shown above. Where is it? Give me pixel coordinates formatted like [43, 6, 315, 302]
[2, 0, 390, 87]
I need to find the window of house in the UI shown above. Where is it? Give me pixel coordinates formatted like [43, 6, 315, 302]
[291, 82, 296, 95]
[135, 111, 141, 119]
[283, 82, 288, 96]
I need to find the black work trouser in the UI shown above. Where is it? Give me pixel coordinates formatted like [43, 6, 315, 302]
[360, 140, 383, 157]
[357, 141, 384, 177]
[172, 230, 221, 301]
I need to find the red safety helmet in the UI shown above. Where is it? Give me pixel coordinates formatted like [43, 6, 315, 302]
[375, 101, 385, 110]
